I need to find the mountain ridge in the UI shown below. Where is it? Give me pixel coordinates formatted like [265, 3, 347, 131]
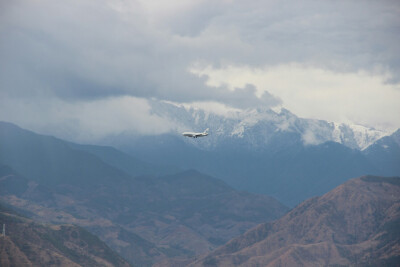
[148, 101, 391, 151]
[189, 175, 400, 267]
[0, 122, 289, 266]
[107, 103, 400, 206]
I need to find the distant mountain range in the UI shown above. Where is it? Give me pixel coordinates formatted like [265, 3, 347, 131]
[0, 202, 131, 267]
[188, 176, 400, 267]
[1, 120, 399, 266]
[0, 121, 288, 266]
[105, 102, 400, 206]
[148, 101, 389, 150]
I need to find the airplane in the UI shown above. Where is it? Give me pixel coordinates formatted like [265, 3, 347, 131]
[182, 128, 209, 138]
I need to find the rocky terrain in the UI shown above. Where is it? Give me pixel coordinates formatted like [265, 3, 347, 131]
[0, 203, 131, 267]
[190, 176, 400, 267]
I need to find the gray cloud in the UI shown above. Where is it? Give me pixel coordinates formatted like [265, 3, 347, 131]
[210, 84, 281, 109]
[0, 0, 399, 137]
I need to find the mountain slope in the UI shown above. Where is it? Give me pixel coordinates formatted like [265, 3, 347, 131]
[67, 142, 179, 177]
[363, 129, 400, 176]
[120, 133, 376, 206]
[0, 121, 132, 188]
[0, 122, 289, 266]
[0, 165, 288, 265]
[0, 121, 175, 188]
[0, 163, 168, 266]
[191, 176, 400, 267]
[109, 103, 399, 206]
[0, 203, 131, 267]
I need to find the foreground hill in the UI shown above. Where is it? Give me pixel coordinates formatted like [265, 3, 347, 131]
[0, 165, 287, 266]
[0, 203, 131, 267]
[191, 176, 400, 267]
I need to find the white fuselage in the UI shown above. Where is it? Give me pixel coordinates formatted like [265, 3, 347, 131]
[182, 129, 209, 138]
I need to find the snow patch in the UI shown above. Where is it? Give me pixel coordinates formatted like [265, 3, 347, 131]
[231, 124, 245, 137]
[276, 120, 291, 131]
[150, 100, 391, 150]
[331, 122, 343, 143]
[348, 124, 389, 150]
[302, 130, 320, 145]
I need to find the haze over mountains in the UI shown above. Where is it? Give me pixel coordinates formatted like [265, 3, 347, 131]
[1, 119, 399, 266]
[103, 102, 400, 206]
[1, 104, 400, 266]
[2, 1, 400, 266]
[0, 121, 287, 266]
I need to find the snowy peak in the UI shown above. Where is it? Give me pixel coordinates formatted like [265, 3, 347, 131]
[331, 123, 389, 150]
[150, 101, 390, 150]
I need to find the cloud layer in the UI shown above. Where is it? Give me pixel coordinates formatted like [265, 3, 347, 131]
[1, 0, 399, 138]
[0, 95, 175, 142]
[191, 63, 400, 130]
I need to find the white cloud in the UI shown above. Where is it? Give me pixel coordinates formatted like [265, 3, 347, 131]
[302, 129, 319, 146]
[0, 96, 175, 142]
[163, 100, 242, 118]
[190, 63, 400, 131]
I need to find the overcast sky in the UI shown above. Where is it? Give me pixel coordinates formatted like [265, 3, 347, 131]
[1, 0, 399, 141]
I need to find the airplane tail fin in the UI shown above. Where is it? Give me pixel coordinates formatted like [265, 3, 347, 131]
[204, 128, 209, 134]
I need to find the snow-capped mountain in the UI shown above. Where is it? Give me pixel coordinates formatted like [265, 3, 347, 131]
[108, 101, 398, 207]
[150, 100, 389, 151]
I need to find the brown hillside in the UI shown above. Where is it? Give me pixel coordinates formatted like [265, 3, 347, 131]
[191, 176, 400, 267]
[0, 205, 131, 267]
[0, 165, 288, 266]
